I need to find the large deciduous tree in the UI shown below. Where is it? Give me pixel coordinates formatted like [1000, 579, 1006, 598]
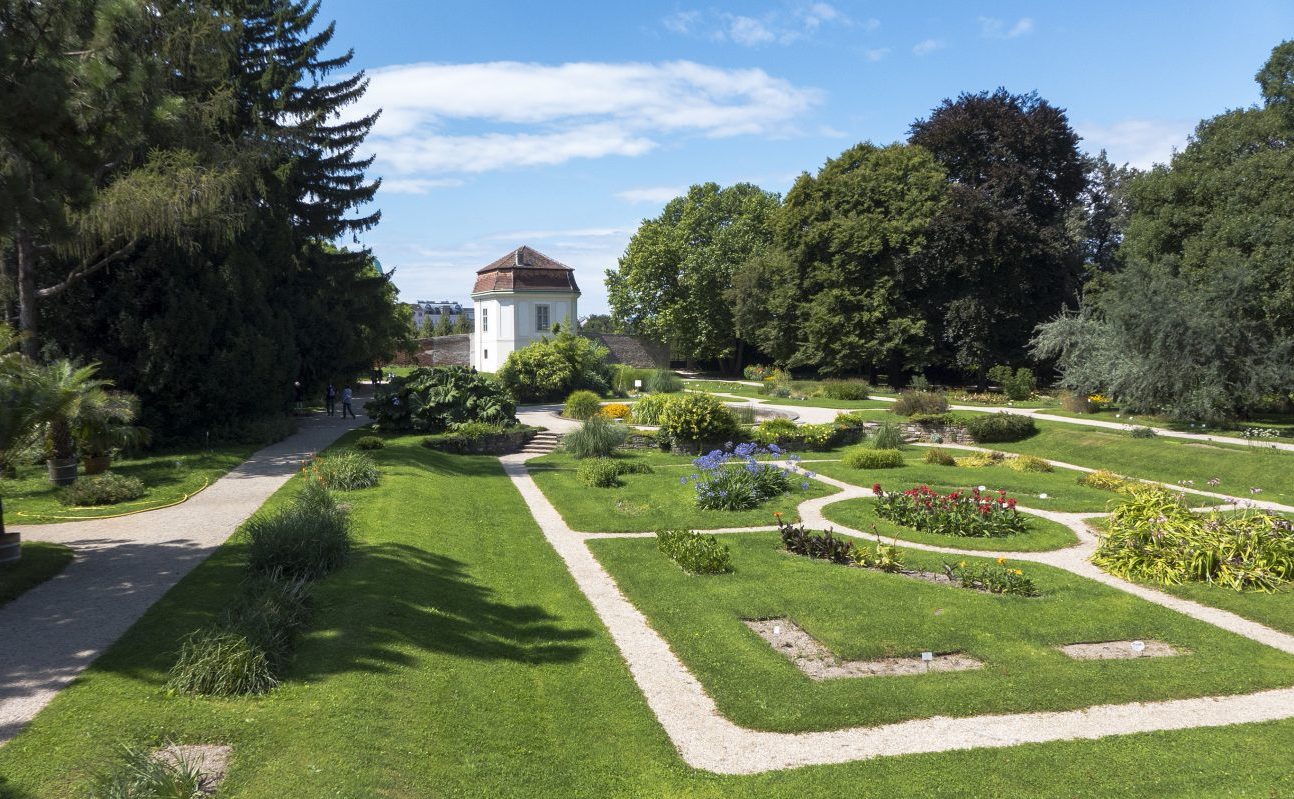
[606, 182, 779, 368]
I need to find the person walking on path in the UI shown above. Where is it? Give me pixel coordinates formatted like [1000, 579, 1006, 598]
[341, 386, 356, 419]
[325, 383, 337, 416]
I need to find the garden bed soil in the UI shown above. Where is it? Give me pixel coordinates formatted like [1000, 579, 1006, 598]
[744, 618, 983, 680]
[153, 744, 231, 795]
[1059, 640, 1181, 660]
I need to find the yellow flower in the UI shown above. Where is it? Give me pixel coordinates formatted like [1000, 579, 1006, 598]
[996, 556, 1007, 565]
[1013, 569, 1023, 575]
[958, 561, 967, 568]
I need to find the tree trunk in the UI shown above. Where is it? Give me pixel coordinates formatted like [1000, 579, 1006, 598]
[976, 363, 988, 393]
[15, 223, 40, 360]
[735, 338, 745, 376]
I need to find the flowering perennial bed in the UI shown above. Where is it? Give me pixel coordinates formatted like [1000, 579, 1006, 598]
[681, 443, 811, 511]
[872, 484, 1028, 538]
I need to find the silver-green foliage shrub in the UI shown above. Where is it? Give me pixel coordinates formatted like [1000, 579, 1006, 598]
[563, 416, 628, 459]
[312, 450, 380, 490]
[656, 529, 732, 574]
[59, 472, 146, 506]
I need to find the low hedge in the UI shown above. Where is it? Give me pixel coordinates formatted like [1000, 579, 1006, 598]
[965, 412, 1037, 443]
[842, 448, 905, 469]
[59, 472, 146, 507]
[576, 457, 654, 487]
[656, 529, 732, 574]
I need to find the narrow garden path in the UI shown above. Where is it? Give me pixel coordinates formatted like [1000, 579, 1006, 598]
[0, 410, 368, 745]
[503, 448, 1294, 774]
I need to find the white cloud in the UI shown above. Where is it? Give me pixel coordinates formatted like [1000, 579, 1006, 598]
[663, 10, 699, 34]
[727, 15, 775, 46]
[913, 38, 945, 56]
[666, 5, 855, 46]
[615, 186, 687, 204]
[864, 47, 890, 62]
[980, 16, 1034, 39]
[380, 177, 465, 194]
[861, 17, 881, 32]
[1077, 119, 1195, 170]
[359, 60, 821, 178]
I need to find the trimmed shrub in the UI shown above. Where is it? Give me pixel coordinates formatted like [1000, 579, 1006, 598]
[833, 410, 872, 431]
[311, 450, 380, 490]
[1007, 454, 1053, 473]
[750, 417, 797, 445]
[1129, 426, 1158, 439]
[630, 393, 672, 425]
[368, 366, 515, 432]
[965, 413, 1037, 443]
[245, 482, 353, 580]
[563, 390, 603, 420]
[354, 435, 385, 450]
[59, 472, 146, 506]
[819, 380, 870, 400]
[645, 369, 683, 393]
[576, 457, 653, 487]
[842, 448, 905, 469]
[893, 390, 949, 417]
[870, 421, 905, 450]
[563, 416, 628, 459]
[497, 329, 613, 402]
[657, 393, 738, 445]
[657, 529, 732, 574]
[599, 402, 632, 420]
[167, 626, 278, 697]
[924, 447, 957, 466]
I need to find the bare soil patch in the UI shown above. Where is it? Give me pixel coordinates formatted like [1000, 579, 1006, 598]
[154, 744, 231, 795]
[745, 618, 983, 680]
[1059, 640, 1180, 660]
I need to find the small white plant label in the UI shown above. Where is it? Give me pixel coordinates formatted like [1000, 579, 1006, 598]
[921, 651, 934, 661]
[772, 625, 781, 636]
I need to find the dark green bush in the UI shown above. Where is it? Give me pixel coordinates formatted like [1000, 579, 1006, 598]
[59, 472, 146, 506]
[819, 380, 870, 400]
[656, 529, 732, 574]
[563, 389, 603, 420]
[311, 450, 380, 490]
[657, 393, 738, 445]
[353, 435, 385, 450]
[924, 447, 957, 465]
[563, 416, 628, 459]
[1129, 425, 1158, 439]
[367, 366, 515, 432]
[842, 448, 905, 469]
[497, 329, 613, 402]
[965, 412, 1037, 443]
[245, 482, 353, 580]
[892, 390, 949, 416]
[576, 457, 653, 487]
[990, 365, 1037, 401]
[908, 375, 932, 391]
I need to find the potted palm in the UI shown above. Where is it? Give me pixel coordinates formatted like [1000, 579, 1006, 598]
[25, 360, 113, 486]
[0, 326, 47, 563]
[74, 392, 149, 475]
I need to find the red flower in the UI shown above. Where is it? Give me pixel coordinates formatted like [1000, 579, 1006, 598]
[872, 483, 883, 496]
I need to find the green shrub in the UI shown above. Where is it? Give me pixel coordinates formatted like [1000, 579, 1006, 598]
[1129, 425, 1158, 438]
[497, 329, 613, 402]
[449, 421, 507, 439]
[743, 365, 771, 380]
[657, 393, 737, 444]
[1007, 454, 1053, 473]
[908, 375, 932, 392]
[87, 744, 208, 799]
[630, 393, 673, 425]
[59, 472, 146, 506]
[563, 416, 628, 459]
[956, 451, 1006, 468]
[227, 573, 313, 669]
[924, 447, 957, 465]
[990, 365, 1037, 401]
[166, 626, 278, 697]
[944, 559, 1038, 596]
[819, 380, 870, 400]
[656, 529, 732, 574]
[245, 482, 353, 580]
[645, 369, 683, 393]
[893, 390, 949, 416]
[750, 417, 797, 445]
[842, 448, 905, 469]
[870, 420, 905, 450]
[353, 435, 385, 450]
[965, 413, 1037, 443]
[1094, 487, 1294, 591]
[368, 366, 515, 432]
[833, 411, 872, 431]
[311, 450, 380, 490]
[563, 389, 603, 420]
[576, 457, 653, 487]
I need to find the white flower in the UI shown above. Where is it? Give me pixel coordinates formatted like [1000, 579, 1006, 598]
[978, 485, 987, 491]
[1039, 493, 1049, 499]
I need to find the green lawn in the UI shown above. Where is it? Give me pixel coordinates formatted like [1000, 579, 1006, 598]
[1158, 582, 1294, 637]
[0, 445, 255, 524]
[684, 381, 894, 410]
[528, 450, 838, 532]
[590, 534, 1294, 733]
[3, 436, 1294, 796]
[0, 542, 74, 608]
[990, 422, 1294, 505]
[807, 453, 1152, 513]
[1040, 408, 1294, 440]
[820, 497, 1079, 552]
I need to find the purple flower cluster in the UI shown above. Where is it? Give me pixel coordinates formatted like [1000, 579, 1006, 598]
[681, 443, 811, 511]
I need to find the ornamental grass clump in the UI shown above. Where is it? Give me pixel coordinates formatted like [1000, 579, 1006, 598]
[245, 481, 353, 581]
[1093, 486, 1294, 591]
[842, 448, 904, 469]
[892, 390, 949, 416]
[353, 435, 385, 450]
[576, 457, 653, 488]
[656, 529, 732, 574]
[873, 484, 1028, 538]
[310, 450, 380, 490]
[59, 472, 146, 506]
[629, 393, 672, 425]
[1079, 469, 1136, 493]
[87, 744, 208, 799]
[1007, 454, 1053, 473]
[924, 448, 957, 466]
[563, 415, 629, 458]
[167, 626, 279, 697]
[819, 380, 870, 400]
[869, 420, 905, 450]
[682, 443, 807, 511]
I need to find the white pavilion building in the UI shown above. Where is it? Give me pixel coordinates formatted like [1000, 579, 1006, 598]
[471, 246, 580, 373]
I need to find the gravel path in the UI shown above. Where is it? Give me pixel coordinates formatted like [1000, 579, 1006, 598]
[504, 449, 1294, 774]
[0, 411, 368, 745]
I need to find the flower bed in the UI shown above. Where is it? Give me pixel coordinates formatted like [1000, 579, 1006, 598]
[681, 443, 809, 511]
[872, 484, 1028, 538]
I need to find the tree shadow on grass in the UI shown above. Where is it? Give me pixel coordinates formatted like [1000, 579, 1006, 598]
[370, 447, 507, 478]
[289, 542, 593, 681]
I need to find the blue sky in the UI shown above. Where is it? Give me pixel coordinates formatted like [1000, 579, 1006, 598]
[325, 1, 1294, 315]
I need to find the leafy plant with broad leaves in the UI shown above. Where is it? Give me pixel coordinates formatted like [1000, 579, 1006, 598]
[367, 366, 515, 432]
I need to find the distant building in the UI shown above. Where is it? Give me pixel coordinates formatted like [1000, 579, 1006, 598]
[471, 246, 579, 372]
[409, 299, 474, 330]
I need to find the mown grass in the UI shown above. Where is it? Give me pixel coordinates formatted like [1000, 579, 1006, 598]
[820, 497, 1079, 552]
[528, 450, 838, 532]
[1040, 408, 1294, 440]
[590, 533, 1294, 733]
[0, 445, 254, 524]
[807, 454, 1152, 513]
[991, 422, 1294, 505]
[2, 436, 1294, 796]
[683, 381, 894, 410]
[0, 542, 74, 608]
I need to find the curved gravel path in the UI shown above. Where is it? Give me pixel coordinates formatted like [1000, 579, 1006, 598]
[0, 410, 368, 745]
[504, 447, 1294, 774]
